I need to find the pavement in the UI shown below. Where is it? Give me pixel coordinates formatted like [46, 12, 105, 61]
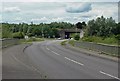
[2, 40, 119, 79]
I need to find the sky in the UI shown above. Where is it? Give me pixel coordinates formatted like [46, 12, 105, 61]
[0, 0, 119, 24]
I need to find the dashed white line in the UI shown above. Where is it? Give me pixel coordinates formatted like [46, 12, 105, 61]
[46, 47, 50, 50]
[46, 46, 60, 55]
[51, 51, 60, 55]
[100, 71, 120, 80]
[64, 57, 84, 66]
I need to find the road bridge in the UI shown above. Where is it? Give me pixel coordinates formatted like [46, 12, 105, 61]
[59, 29, 81, 39]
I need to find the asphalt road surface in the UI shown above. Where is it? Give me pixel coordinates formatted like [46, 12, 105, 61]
[2, 40, 119, 79]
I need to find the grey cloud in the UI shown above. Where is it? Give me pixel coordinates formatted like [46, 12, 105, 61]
[66, 3, 92, 13]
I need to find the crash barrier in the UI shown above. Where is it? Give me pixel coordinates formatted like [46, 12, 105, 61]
[2, 39, 20, 48]
[74, 41, 120, 56]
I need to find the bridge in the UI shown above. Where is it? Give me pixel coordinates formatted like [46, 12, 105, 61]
[58, 29, 81, 39]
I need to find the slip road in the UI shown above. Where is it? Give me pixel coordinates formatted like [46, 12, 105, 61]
[2, 40, 119, 79]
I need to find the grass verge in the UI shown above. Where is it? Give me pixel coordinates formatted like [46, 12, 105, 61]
[20, 37, 44, 44]
[61, 41, 67, 46]
[68, 40, 75, 46]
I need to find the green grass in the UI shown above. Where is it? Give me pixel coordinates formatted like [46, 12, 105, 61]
[68, 40, 75, 46]
[82, 36, 118, 46]
[61, 41, 67, 45]
[21, 37, 44, 44]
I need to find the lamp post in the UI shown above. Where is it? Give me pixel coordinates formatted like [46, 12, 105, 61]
[42, 26, 44, 38]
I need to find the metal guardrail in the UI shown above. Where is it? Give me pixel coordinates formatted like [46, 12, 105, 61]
[1, 39, 20, 48]
[74, 41, 120, 56]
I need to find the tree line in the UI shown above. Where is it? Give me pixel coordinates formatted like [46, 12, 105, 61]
[2, 22, 74, 38]
[1, 16, 120, 40]
[86, 16, 120, 40]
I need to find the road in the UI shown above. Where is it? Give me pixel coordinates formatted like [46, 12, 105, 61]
[3, 40, 119, 79]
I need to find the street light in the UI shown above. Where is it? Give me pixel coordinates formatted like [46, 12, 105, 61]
[42, 26, 44, 38]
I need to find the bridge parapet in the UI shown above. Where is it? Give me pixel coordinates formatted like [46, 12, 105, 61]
[58, 29, 81, 39]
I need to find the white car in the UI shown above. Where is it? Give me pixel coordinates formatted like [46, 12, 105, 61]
[58, 38, 62, 40]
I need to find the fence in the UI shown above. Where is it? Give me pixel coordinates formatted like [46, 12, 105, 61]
[74, 41, 120, 56]
[1, 39, 20, 48]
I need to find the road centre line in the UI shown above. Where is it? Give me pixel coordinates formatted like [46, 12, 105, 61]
[99, 71, 120, 80]
[51, 51, 60, 55]
[64, 57, 84, 66]
[46, 47, 50, 50]
[46, 46, 60, 55]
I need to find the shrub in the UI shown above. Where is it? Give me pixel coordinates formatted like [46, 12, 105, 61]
[74, 34, 80, 40]
[13, 32, 24, 39]
[61, 41, 67, 45]
[115, 34, 120, 40]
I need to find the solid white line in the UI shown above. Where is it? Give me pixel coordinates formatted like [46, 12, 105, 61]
[64, 57, 84, 66]
[100, 71, 120, 80]
[12, 55, 41, 74]
[51, 51, 60, 55]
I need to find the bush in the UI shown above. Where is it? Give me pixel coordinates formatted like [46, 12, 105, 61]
[13, 32, 24, 39]
[25, 37, 44, 42]
[82, 36, 118, 45]
[115, 34, 120, 40]
[82, 36, 94, 42]
[74, 34, 80, 40]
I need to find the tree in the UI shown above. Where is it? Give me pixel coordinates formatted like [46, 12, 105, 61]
[13, 32, 24, 39]
[76, 22, 83, 29]
[87, 16, 117, 37]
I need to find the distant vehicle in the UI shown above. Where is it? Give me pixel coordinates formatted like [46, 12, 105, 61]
[70, 38, 74, 40]
[58, 38, 62, 40]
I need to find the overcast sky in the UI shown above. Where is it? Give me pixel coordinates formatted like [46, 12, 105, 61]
[0, 0, 119, 24]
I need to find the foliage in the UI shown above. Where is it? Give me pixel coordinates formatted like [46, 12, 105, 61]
[74, 34, 80, 40]
[68, 40, 75, 46]
[61, 41, 67, 45]
[24, 37, 44, 42]
[12, 32, 24, 39]
[87, 16, 117, 37]
[82, 36, 118, 45]
[2, 22, 74, 38]
[76, 22, 86, 29]
[115, 34, 120, 40]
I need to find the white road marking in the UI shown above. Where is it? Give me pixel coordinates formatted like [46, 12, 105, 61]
[12, 55, 42, 74]
[64, 57, 84, 66]
[46, 46, 60, 55]
[46, 47, 50, 50]
[100, 71, 120, 80]
[51, 51, 60, 55]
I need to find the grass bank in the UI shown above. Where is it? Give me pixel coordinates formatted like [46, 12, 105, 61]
[82, 36, 119, 46]
[21, 37, 44, 44]
[61, 41, 67, 46]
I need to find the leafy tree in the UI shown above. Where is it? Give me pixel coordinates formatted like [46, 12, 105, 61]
[87, 16, 117, 37]
[13, 32, 24, 39]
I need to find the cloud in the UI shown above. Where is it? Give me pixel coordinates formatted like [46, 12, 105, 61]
[14, 17, 22, 21]
[65, 3, 92, 13]
[31, 17, 50, 23]
[2, 2, 118, 24]
[52, 17, 64, 22]
[2, 0, 119, 2]
[3, 7, 21, 13]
